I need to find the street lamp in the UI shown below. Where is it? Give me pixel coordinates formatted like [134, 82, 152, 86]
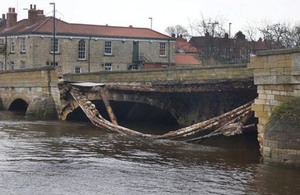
[50, 2, 55, 66]
[229, 23, 232, 60]
[148, 17, 152, 29]
[229, 23, 232, 38]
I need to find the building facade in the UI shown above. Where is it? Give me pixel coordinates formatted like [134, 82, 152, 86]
[0, 5, 175, 74]
[189, 34, 283, 65]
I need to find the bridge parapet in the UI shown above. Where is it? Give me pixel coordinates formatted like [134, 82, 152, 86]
[248, 46, 300, 167]
[64, 64, 252, 83]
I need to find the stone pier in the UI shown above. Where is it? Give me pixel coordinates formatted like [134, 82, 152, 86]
[248, 47, 300, 167]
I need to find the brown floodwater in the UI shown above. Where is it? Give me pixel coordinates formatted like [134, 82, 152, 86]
[0, 111, 300, 195]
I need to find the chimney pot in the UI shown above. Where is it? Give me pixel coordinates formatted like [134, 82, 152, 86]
[30, 4, 32, 10]
[34, 5, 36, 10]
[6, 7, 17, 28]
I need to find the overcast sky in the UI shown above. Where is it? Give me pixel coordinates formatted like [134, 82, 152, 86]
[1, 0, 300, 37]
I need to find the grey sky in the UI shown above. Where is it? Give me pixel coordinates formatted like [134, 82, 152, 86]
[1, 0, 300, 37]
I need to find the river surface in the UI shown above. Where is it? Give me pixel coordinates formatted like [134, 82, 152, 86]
[1, 111, 300, 195]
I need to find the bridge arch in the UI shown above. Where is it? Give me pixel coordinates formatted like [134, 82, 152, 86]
[61, 90, 181, 131]
[61, 91, 175, 121]
[7, 93, 30, 113]
[9, 99, 29, 113]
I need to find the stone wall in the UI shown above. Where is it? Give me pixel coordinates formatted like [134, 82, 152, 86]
[248, 47, 300, 166]
[0, 35, 175, 74]
[64, 64, 252, 82]
[0, 67, 61, 119]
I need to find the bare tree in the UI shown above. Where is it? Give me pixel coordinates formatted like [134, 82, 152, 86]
[192, 14, 226, 37]
[243, 22, 258, 41]
[291, 23, 300, 46]
[258, 22, 293, 48]
[165, 25, 190, 38]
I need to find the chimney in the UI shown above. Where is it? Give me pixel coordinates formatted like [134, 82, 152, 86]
[28, 4, 44, 24]
[6, 7, 17, 28]
[0, 14, 6, 28]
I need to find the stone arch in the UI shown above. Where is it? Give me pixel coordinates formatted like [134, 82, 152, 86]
[7, 93, 30, 113]
[61, 99, 80, 120]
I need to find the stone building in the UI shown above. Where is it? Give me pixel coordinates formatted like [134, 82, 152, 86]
[189, 34, 283, 65]
[0, 5, 175, 73]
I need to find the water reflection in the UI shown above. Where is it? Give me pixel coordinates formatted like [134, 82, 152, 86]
[1, 111, 300, 195]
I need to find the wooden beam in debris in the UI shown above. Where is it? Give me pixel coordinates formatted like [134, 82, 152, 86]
[93, 86, 118, 125]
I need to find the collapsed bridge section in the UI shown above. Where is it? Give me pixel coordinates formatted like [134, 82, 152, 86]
[66, 83, 255, 142]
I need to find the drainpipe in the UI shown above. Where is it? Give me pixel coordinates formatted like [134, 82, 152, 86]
[4, 36, 7, 70]
[168, 40, 171, 67]
[88, 36, 91, 72]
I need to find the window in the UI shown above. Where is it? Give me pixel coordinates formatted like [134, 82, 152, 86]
[21, 37, 26, 53]
[132, 64, 139, 70]
[75, 66, 82, 74]
[10, 61, 15, 70]
[105, 41, 112, 55]
[50, 61, 59, 66]
[51, 38, 59, 53]
[0, 61, 3, 71]
[10, 39, 15, 53]
[21, 61, 25, 69]
[159, 43, 166, 56]
[78, 40, 86, 60]
[105, 63, 112, 71]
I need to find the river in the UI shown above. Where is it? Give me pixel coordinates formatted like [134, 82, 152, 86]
[1, 111, 300, 195]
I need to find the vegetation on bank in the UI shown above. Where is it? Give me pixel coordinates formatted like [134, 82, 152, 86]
[269, 98, 300, 120]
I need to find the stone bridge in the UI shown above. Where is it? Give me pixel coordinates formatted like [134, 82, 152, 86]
[0, 64, 255, 128]
[0, 67, 61, 119]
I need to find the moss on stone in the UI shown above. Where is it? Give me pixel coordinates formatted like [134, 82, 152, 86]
[269, 98, 300, 120]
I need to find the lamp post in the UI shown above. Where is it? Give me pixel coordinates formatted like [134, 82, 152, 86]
[149, 17, 152, 29]
[229, 23, 232, 38]
[50, 2, 55, 66]
[229, 23, 232, 60]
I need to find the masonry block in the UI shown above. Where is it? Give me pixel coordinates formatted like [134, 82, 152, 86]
[271, 68, 284, 75]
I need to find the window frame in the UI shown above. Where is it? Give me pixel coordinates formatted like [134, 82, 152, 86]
[75, 66, 82, 74]
[10, 61, 15, 70]
[21, 61, 25, 69]
[21, 37, 26, 53]
[10, 39, 15, 53]
[78, 40, 86, 60]
[104, 63, 112, 71]
[104, 41, 112, 55]
[51, 38, 59, 53]
[159, 42, 166, 56]
[0, 61, 3, 71]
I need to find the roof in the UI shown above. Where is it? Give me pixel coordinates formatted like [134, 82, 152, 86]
[0, 16, 173, 40]
[175, 54, 201, 66]
[176, 38, 199, 53]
